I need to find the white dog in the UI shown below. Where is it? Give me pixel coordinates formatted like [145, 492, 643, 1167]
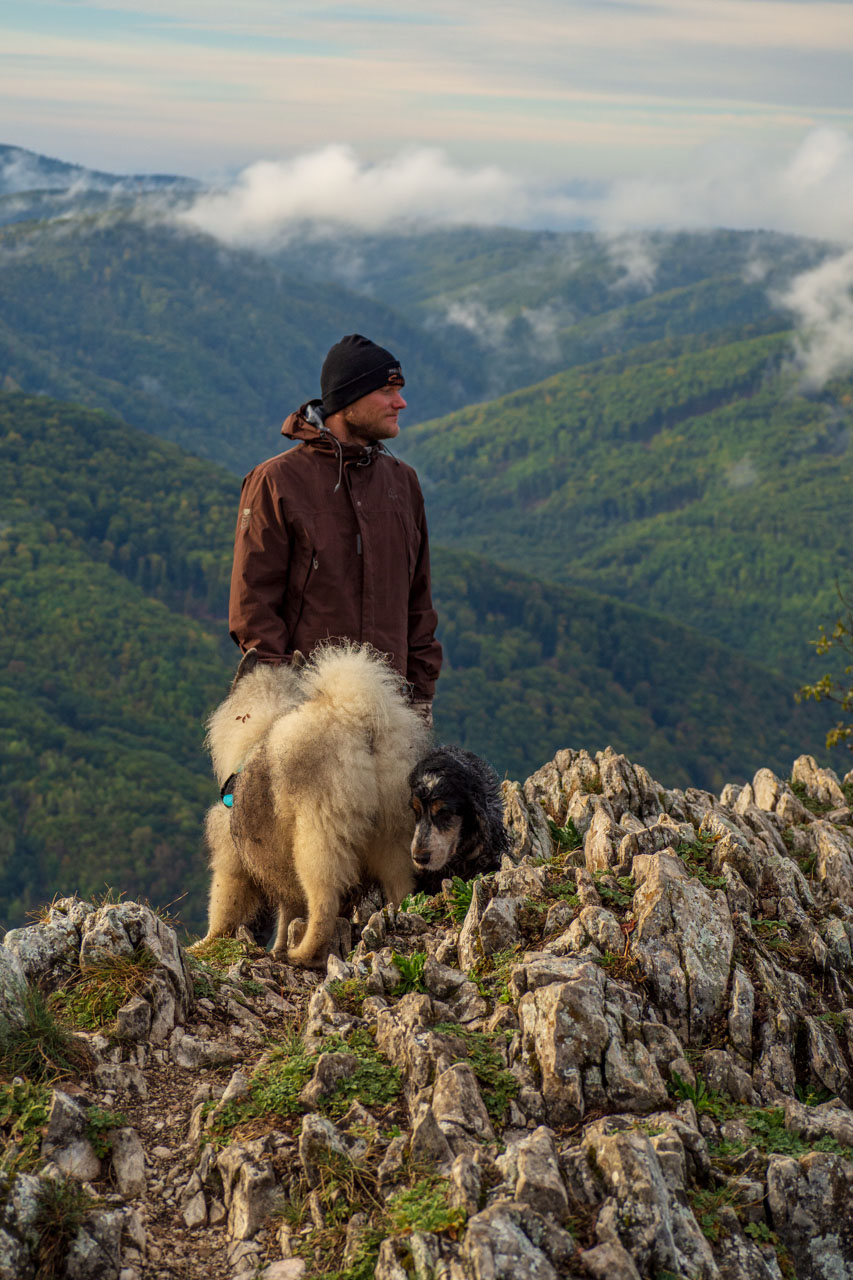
[201, 643, 429, 968]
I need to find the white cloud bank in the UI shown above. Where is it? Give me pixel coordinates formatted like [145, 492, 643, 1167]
[179, 128, 853, 246]
[176, 130, 853, 389]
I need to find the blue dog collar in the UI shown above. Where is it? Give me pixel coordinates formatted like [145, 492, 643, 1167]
[220, 770, 240, 807]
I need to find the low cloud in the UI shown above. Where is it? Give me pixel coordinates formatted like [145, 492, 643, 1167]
[605, 233, 659, 293]
[178, 145, 539, 243]
[595, 128, 853, 244]
[175, 128, 853, 248]
[774, 250, 853, 390]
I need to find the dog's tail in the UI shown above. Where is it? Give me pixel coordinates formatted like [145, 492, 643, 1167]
[301, 642, 421, 742]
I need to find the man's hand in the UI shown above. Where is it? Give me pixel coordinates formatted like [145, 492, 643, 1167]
[412, 700, 434, 730]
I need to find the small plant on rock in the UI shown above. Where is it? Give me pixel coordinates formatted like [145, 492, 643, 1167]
[433, 1022, 518, 1121]
[399, 891, 446, 923]
[327, 975, 369, 1016]
[50, 947, 157, 1032]
[676, 832, 726, 889]
[387, 1175, 467, 1236]
[592, 872, 636, 909]
[0, 1079, 52, 1174]
[548, 816, 582, 855]
[85, 1105, 128, 1158]
[391, 951, 428, 995]
[447, 875, 481, 923]
[33, 1177, 95, 1280]
[669, 1071, 714, 1114]
[0, 987, 90, 1082]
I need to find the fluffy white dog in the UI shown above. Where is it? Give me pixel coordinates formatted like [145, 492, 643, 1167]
[201, 643, 429, 968]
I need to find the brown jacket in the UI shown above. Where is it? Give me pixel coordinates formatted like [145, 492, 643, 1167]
[228, 409, 442, 701]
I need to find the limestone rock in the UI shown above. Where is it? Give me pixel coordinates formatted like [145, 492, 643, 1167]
[502, 781, 552, 864]
[110, 1127, 146, 1197]
[766, 1151, 853, 1279]
[217, 1139, 278, 1240]
[631, 853, 734, 1045]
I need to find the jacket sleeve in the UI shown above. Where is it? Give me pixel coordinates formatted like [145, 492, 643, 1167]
[407, 486, 443, 701]
[228, 467, 292, 660]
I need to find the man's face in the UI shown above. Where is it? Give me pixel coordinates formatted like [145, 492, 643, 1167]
[340, 379, 407, 445]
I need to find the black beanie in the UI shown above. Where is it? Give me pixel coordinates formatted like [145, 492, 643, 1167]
[321, 334, 403, 414]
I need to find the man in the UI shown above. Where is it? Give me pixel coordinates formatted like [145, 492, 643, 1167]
[228, 334, 442, 723]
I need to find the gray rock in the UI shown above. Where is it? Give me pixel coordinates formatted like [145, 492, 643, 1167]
[461, 1200, 576, 1279]
[432, 1062, 495, 1145]
[579, 1240, 641, 1280]
[596, 749, 663, 824]
[78, 902, 192, 1039]
[631, 853, 734, 1044]
[584, 1118, 718, 1279]
[784, 1097, 853, 1146]
[170, 1030, 243, 1069]
[0, 1227, 32, 1280]
[110, 1128, 146, 1197]
[457, 879, 495, 970]
[299, 1053, 358, 1109]
[0, 946, 28, 1027]
[66, 1208, 124, 1280]
[502, 781, 552, 864]
[767, 1151, 853, 1279]
[93, 1063, 148, 1098]
[810, 821, 853, 905]
[114, 996, 152, 1043]
[217, 1139, 278, 1241]
[512, 1127, 568, 1222]
[410, 1103, 454, 1168]
[41, 1091, 101, 1182]
[3, 896, 94, 988]
[478, 897, 524, 959]
[792, 755, 848, 809]
[584, 808, 620, 875]
[298, 1114, 349, 1188]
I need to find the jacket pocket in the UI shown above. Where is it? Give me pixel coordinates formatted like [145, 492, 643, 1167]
[286, 548, 317, 638]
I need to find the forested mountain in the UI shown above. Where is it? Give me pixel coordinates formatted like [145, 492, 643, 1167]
[0, 392, 831, 933]
[0, 169, 835, 475]
[401, 330, 853, 679]
[0, 214, 480, 472]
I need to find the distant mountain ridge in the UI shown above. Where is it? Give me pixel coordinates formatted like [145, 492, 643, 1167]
[0, 143, 199, 195]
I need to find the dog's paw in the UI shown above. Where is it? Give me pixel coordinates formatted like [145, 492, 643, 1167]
[286, 917, 307, 949]
[287, 943, 330, 970]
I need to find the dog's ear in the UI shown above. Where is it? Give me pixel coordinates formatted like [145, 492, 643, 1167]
[291, 650, 307, 671]
[231, 648, 258, 691]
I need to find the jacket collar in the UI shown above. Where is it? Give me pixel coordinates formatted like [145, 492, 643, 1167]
[282, 402, 381, 464]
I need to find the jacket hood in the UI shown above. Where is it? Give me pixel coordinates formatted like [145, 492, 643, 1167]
[282, 401, 391, 492]
[282, 402, 390, 465]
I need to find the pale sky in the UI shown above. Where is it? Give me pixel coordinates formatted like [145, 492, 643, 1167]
[2, 0, 852, 185]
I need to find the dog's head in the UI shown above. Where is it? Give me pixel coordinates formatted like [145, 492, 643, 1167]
[409, 770, 465, 875]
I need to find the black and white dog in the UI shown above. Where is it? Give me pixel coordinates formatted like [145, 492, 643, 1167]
[408, 745, 511, 894]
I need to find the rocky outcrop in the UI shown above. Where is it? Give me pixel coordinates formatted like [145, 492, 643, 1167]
[0, 747, 851, 1279]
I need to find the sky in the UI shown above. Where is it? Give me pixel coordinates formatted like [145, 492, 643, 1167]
[2, 0, 852, 182]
